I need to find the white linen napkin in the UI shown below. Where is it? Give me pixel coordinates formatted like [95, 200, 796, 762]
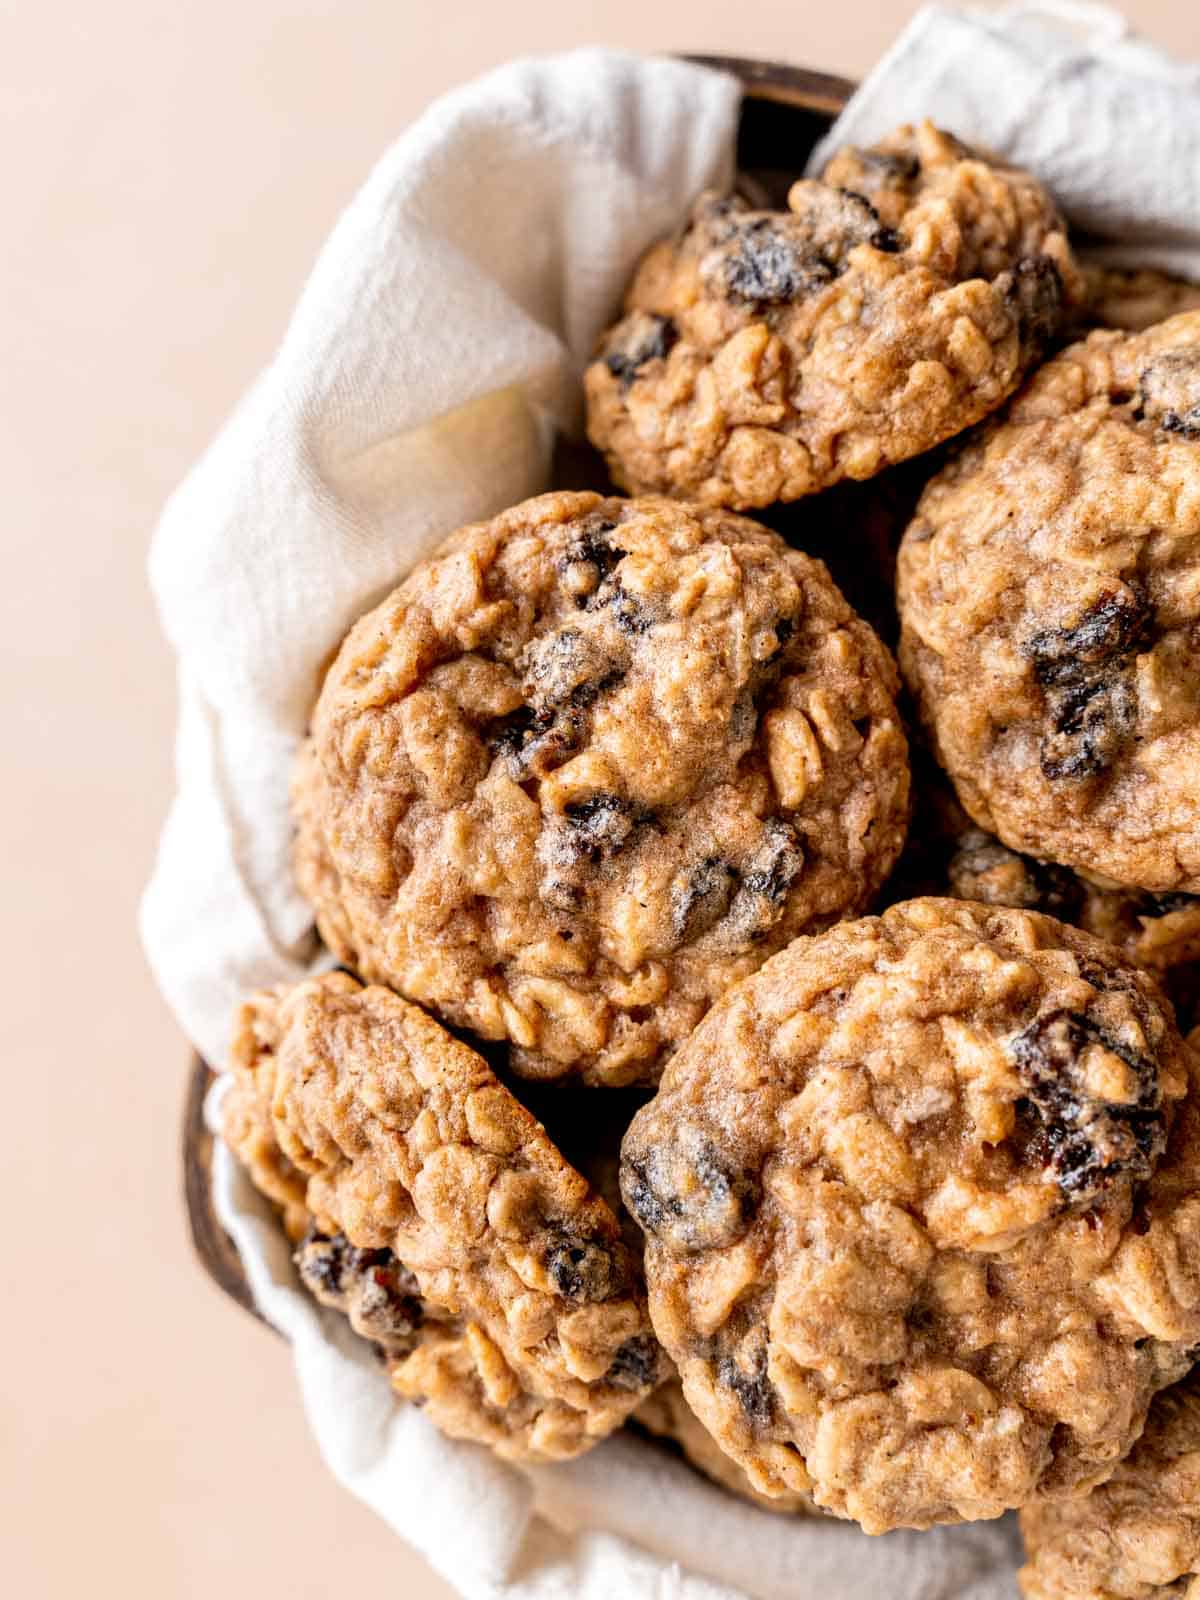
[141, 47, 742, 1073]
[145, 15, 1200, 1600]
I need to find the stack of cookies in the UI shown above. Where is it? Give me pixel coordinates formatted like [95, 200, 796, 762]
[224, 118, 1200, 1597]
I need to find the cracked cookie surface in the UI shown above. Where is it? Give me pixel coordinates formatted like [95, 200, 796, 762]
[224, 971, 667, 1459]
[295, 491, 909, 1084]
[1019, 1366, 1200, 1599]
[898, 311, 1200, 893]
[621, 898, 1200, 1532]
[585, 121, 1079, 510]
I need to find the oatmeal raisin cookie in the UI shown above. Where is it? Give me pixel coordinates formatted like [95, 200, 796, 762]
[296, 491, 909, 1084]
[585, 121, 1079, 509]
[225, 972, 667, 1459]
[622, 899, 1200, 1531]
[899, 312, 1200, 893]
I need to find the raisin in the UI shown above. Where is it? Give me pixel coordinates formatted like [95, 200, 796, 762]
[601, 312, 678, 391]
[606, 581, 654, 635]
[563, 793, 633, 857]
[621, 1125, 760, 1252]
[1025, 587, 1150, 783]
[606, 1334, 663, 1393]
[740, 820, 803, 904]
[1026, 589, 1151, 688]
[558, 515, 626, 602]
[787, 183, 901, 260]
[728, 821, 804, 940]
[295, 1228, 424, 1352]
[486, 703, 553, 759]
[717, 1342, 774, 1425]
[497, 629, 626, 776]
[522, 624, 624, 717]
[545, 1232, 620, 1302]
[1008, 255, 1064, 348]
[1009, 1009, 1166, 1204]
[296, 1227, 348, 1297]
[722, 218, 818, 303]
[1040, 675, 1138, 782]
[672, 857, 740, 941]
[1139, 348, 1200, 438]
[523, 628, 590, 705]
[720, 187, 896, 306]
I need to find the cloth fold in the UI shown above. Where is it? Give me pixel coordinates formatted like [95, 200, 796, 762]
[147, 14, 1200, 1599]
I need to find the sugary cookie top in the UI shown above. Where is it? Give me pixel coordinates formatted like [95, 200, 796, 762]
[585, 121, 1079, 509]
[1019, 1368, 1200, 1600]
[621, 899, 1200, 1532]
[899, 311, 1200, 893]
[296, 491, 909, 1084]
[227, 972, 666, 1456]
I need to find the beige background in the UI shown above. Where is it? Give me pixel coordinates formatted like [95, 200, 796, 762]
[4, 2, 1198, 1596]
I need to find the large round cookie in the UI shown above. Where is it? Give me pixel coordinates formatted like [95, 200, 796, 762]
[621, 898, 1200, 1532]
[585, 121, 1079, 510]
[296, 491, 910, 1084]
[225, 972, 667, 1460]
[1019, 1367, 1200, 1599]
[898, 311, 1200, 893]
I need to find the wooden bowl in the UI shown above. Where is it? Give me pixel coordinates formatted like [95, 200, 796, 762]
[182, 56, 854, 1331]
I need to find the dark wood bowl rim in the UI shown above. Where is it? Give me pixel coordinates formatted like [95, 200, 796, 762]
[182, 54, 853, 1332]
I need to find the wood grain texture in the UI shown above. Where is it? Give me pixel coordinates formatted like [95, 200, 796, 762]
[181, 55, 851, 1328]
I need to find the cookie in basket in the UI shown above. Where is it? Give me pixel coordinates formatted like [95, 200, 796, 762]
[224, 971, 668, 1461]
[1018, 1366, 1200, 1600]
[899, 311, 1200, 894]
[585, 121, 1081, 509]
[887, 756, 1200, 1032]
[621, 898, 1200, 1532]
[295, 490, 910, 1085]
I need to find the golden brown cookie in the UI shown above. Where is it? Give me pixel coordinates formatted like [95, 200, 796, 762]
[296, 491, 910, 1084]
[898, 312, 1200, 894]
[621, 899, 1200, 1532]
[585, 121, 1079, 510]
[225, 972, 667, 1460]
[1019, 1367, 1200, 1599]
